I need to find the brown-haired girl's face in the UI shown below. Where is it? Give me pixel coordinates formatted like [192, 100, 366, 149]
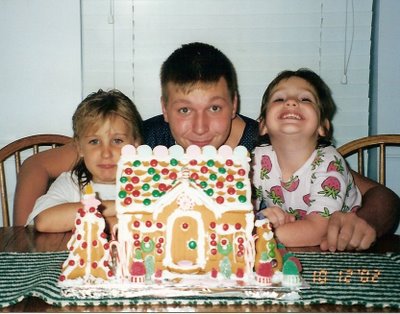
[76, 115, 136, 184]
[261, 76, 326, 140]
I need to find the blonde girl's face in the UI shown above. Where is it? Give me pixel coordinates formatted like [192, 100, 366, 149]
[76, 115, 136, 184]
[261, 76, 326, 140]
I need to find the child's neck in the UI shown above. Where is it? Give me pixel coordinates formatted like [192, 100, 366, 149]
[270, 135, 317, 181]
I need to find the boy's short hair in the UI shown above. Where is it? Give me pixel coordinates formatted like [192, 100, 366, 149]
[160, 42, 239, 103]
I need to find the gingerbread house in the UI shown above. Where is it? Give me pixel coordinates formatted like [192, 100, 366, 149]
[112, 144, 256, 280]
[59, 144, 304, 296]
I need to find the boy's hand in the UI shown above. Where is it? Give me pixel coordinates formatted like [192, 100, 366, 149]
[261, 206, 295, 228]
[320, 211, 376, 251]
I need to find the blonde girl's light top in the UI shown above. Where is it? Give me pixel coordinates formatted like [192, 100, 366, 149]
[25, 172, 115, 225]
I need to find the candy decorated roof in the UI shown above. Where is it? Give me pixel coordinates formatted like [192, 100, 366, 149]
[116, 144, 252, 214]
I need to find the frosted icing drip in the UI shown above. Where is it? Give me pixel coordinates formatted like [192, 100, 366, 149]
[246, 234, 256, 275]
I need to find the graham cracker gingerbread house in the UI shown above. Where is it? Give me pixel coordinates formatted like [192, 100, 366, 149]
[112, 144, 256, 280]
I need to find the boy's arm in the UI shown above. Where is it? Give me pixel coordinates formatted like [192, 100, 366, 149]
[13, 143, 78, 226]
[352, 171, 400, 237]
[321, 171, 400, 251]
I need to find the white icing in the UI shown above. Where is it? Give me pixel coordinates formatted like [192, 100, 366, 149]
[137, 145, 152, 157]
[254, 218, 269, 227]
[153, 145, 169, 157]
[233, 145, 249, 161]
[218, 145, 233, 158]
[186, 145, 201, 157]
[263, 230, 274, 241]
[121, 144, 136, 156]
[169, 145, 185, 159]
[202, 145, 217, 158]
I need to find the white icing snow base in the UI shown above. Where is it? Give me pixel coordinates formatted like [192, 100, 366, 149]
[58, 272, 308, 300]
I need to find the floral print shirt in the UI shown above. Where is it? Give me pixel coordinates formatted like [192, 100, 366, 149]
[251, 145, 362, 219]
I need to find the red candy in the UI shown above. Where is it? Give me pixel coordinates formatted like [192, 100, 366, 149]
[124, 168, 133, 175]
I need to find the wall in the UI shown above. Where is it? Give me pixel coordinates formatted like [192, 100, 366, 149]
[0, 0, 82, 146]
[0, 0, 82, 225]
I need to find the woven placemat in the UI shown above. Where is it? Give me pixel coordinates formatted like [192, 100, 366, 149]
[0, 251, 399, 308]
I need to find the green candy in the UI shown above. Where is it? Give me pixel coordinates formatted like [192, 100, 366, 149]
[217, 242, 233, 256]
[238, 195, 246, 203]
[141, 239, 155, 253]
[188, 240, 197, 249]
[236, 181, 244, 189]
[133, 160, 141, 167]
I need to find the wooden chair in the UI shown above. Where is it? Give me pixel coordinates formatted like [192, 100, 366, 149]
[0, 134, 72, 227]
[337, 134, 400, 185]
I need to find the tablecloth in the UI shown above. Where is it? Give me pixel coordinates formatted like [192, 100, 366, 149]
[0, 251, 399, 308]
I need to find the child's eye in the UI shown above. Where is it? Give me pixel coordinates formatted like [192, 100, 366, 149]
[271, 97, 284, 103]
[88, 139, 99, 145]
[113, 138, 124, 145]
[300, 97, 312, 103]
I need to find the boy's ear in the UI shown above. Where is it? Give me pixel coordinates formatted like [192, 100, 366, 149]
[318, 119, 330, 136]
[231, 94, 238, 119]
[161, 96, 169, 123]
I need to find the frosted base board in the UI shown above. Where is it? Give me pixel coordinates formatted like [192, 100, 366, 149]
[58, 274, 309, 300]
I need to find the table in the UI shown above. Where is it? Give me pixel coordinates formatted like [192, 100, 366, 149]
[1, 226, 399, 312]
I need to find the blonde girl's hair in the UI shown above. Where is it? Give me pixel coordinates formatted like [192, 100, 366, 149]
[72, 89, 143, 188]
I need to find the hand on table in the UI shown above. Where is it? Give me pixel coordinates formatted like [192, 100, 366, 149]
[320, 211, 376, 252]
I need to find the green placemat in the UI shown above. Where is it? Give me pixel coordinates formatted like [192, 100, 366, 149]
[0, 251, 399, 308]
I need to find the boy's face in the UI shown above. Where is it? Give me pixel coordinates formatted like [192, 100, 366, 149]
[161, 77, 237, 149]
[76, 115, 136, 184]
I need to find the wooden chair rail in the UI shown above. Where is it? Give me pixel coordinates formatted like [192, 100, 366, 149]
[0, 134, 71, 227]
[337, 134, 400, 185]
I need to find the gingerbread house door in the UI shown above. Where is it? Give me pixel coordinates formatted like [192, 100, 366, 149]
[171, 216, 199, 265]
[165, 209, 206, 272]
